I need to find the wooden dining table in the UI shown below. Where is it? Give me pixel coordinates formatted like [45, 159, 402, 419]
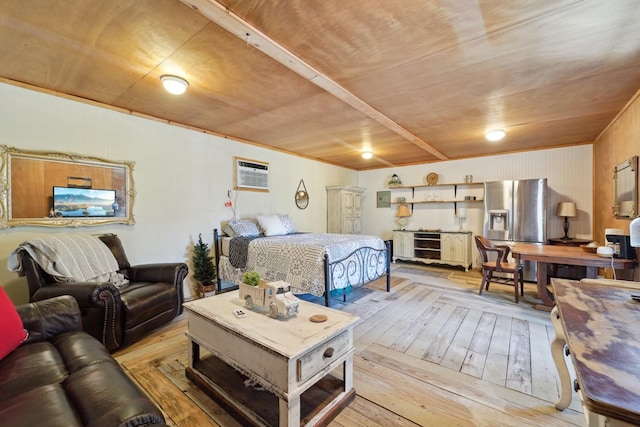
[511, 243, 636, 310]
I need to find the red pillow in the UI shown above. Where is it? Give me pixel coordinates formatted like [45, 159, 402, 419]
[0, 286, 28, 360]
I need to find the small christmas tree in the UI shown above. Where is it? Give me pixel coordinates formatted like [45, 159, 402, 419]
[192, 234, 216, 287]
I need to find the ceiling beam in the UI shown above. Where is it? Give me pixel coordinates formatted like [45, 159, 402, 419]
[178, 0, 449, 161]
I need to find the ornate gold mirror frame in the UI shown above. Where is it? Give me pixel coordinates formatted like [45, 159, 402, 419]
[0, 145, 135, 228]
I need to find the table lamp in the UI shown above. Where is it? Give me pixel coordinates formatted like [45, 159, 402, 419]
[396, 204, 411, 230]
[555, 202, 577, 240]
[456, 207, 467, 231]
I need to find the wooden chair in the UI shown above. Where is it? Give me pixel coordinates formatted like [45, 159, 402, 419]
[474, 235, 524, 302]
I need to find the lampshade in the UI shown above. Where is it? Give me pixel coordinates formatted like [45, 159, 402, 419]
[396, 204, 411, 218]
[555, 202, 577, 218]
[361, 150, 373, 159]
[160, 75, 189, 95]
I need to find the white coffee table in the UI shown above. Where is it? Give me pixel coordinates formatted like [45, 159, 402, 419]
[183, 290, 359, 427]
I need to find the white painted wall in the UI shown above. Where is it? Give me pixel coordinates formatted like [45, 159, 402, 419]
[0, 83, 357, 303]
[358, 146, 594, 266]
[0, 82, 594, 304]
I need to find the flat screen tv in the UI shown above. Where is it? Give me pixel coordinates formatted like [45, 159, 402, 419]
[52, 186, 117, 217]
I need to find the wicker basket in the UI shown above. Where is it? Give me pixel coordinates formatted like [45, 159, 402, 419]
[197, 281, 217, 298]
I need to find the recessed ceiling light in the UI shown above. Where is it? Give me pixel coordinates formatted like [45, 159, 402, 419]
[160, 75, 189, 95]
[485, 129, 505, 141]
[361, 151, 373, 159]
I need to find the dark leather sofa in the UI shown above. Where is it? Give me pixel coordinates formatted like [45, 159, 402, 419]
[19, 233, 188, 352]
[0, 295, 168, 427]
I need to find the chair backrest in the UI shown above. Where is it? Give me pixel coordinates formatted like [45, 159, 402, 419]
[474, 235, 493, 263]
[20, 234, 128, 299]
[474, 235, 512, 270]
[98, 234, 131, 272]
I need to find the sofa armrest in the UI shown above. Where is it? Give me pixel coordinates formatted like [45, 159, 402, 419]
[31, 282, 123, 351]
[16, 295, 82, 344]
[127, 262, 188, 285]
[31, 281, 122, 308]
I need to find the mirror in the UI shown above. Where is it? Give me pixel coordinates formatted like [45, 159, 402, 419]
[613, 155, 638, 219]
[295, 179, 309, 210]
[0, 145, 135, 228]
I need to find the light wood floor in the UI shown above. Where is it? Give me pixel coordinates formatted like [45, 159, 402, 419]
[113, 263, 585, 426]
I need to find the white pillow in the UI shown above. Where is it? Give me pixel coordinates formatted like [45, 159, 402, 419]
[256, 214, 288, 237]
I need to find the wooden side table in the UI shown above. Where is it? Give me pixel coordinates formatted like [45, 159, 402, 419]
[547, 238, 593, 280]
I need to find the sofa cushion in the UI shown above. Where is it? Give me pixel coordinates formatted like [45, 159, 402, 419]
[0, 287, 28, 361]
[0, 384, 83, 427]
[119, 282, 177, 330]
[52, 331, 116, 373]
[65, 362, 165, 427]
[0, 341, 67, 402]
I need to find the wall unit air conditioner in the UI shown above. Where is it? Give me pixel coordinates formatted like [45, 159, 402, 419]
[234, 157, 269, 192]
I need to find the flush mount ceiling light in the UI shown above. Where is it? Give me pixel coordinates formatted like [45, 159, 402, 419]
[485, 129, 506, 141]
[361, 150, 373, 159]
[160, 75, 189, 95]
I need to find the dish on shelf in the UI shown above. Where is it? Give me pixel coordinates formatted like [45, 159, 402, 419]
[426, 172, 439, 185]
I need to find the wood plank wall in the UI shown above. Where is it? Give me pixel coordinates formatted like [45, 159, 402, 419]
[594, 88, 640, 281]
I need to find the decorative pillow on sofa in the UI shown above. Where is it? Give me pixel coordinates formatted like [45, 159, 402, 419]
[256, 214, 288, 237]
[0, 287, 28, 360]
[228, 219, 261, 237]
[278, 214, 298, 234]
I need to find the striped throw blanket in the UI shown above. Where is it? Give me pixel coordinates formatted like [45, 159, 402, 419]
[8, 235, 121, 283]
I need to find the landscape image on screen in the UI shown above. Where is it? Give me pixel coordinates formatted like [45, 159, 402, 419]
[53, 187, 117, 217]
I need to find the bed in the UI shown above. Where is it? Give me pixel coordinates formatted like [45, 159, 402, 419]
[213, 223, 390, 307]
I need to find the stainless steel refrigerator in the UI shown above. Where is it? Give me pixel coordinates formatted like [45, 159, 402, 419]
[483, 179, 547, 281]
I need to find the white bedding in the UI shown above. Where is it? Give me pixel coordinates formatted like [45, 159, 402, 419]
[218, 233, 387, 296]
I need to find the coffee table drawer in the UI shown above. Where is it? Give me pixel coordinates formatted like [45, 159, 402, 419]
[297, 330, 350, 382]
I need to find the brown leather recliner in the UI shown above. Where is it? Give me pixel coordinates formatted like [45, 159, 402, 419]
[19, 233, 188, 352]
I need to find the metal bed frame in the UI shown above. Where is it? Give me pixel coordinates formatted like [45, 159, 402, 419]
[213, 228, 390, 307]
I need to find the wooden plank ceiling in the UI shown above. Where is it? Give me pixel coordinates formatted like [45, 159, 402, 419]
[1, 0, 640, 170]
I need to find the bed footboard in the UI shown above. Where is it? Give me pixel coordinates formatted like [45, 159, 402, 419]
[214, 228, 391, 305]
[323, 239, 391, 307]
[213, 228, 224, 292]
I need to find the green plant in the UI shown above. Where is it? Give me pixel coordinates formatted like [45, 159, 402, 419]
[192, 234, 216, 286]
[242, 271, 260, 286]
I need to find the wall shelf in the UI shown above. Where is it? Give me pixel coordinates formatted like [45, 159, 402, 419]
[388, 182, 484, 213]
[389, 182, 484, 190]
